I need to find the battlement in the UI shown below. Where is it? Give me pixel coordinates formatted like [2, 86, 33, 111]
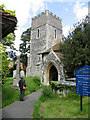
[32, 10, 62, 21]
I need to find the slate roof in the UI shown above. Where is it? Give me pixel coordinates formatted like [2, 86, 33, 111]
[0, 8, 17, 38]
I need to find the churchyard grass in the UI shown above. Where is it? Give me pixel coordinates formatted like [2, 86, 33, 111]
[2, 77, 19, 108]
[33, 86, 89, 118]
[24, 77, 43, 95]
[2, 77, 43, 108]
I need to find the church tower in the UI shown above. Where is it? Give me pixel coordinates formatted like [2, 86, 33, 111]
[26, 10, 62, 78]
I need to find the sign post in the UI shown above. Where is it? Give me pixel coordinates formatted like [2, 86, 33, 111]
[80, 95, 82, 111]
[76, 65, 90, 111]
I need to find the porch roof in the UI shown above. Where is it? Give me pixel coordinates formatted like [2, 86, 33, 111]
[0, 8, 17, 38]
[39, 42, 64, 55]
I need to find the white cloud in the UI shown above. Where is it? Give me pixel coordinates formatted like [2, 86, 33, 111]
[63, 25, 73, 37]
[73, 1, 88, 21]
[63, 1, 88, 37]
[0, 0, 45, 51]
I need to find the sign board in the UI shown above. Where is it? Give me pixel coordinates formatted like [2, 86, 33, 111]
[76, 65, 90, 97]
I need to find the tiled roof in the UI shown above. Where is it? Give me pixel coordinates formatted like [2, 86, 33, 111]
[55, 52, 64, 55]
[42, 42, 64, 55]
[0, 8, 17, 38]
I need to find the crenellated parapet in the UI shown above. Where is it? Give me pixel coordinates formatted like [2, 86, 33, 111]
[32, 10, 62, 21]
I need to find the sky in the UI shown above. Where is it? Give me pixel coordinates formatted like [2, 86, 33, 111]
[0, 0, 89, 54]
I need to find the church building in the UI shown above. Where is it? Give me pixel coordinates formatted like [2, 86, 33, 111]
[26, 10, 65, 85]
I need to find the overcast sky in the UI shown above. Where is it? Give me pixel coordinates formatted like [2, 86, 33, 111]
[0, 0, 88, 53]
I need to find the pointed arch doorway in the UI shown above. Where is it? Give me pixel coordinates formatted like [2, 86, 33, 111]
[47, 63, 58, 84]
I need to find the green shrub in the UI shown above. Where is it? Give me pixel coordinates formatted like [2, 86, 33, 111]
[50, 81, 76, 93]
[42, 86, 52, 97]
[33, 77, 41, 86]
[42, 86, 59, 99]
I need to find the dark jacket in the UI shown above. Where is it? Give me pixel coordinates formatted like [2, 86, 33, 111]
[19, 78, 26, 90]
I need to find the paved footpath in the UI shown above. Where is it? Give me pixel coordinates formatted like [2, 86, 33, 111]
[0, 89, 42, 119]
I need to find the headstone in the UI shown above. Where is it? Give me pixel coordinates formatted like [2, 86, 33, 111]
[20, 70, 25, 78]
[13, 70, 16, 78]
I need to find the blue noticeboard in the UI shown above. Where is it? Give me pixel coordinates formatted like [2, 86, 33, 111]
[76, 65, 90, 97]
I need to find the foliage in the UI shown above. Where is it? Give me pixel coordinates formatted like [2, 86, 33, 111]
[50, 81, 72, 93]
[1, 4, 16, 51]
[20, 28, 31, 54]
[0, 43, 9, 84]
[2, 33, 17, 73]
[2, 33, 16, 50]
[19, 28, 31, 71]
[0, 4, 17, 78]
[42, 86, 53, 98]
[39, 86, 59, 102]
[0, 4, 15, 16]
[7, 51, 17, 61]
[1, 4, 17, 52]
[59, 16, 90, 77]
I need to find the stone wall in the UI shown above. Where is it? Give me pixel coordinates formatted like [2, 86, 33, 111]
[32, 10, 62, 30]
[26, 10, 63, 82]
[41, 51, 65, 85]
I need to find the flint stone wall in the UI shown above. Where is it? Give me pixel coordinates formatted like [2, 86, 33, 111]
[41, 51, 65, 85]
[26, 10, 64, 85]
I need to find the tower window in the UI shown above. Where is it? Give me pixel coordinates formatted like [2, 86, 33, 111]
[38, 28, 40, 38]
[55, 30, 56, 38]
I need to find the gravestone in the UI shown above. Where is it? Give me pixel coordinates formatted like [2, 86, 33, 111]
[20, 70, 25, 78]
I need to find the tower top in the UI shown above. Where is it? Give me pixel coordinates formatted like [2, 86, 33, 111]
[32, 10, 62, 21]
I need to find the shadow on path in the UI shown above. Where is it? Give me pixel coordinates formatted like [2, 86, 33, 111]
[1, 89, 42, 119]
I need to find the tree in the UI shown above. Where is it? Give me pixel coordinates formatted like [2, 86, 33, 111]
[19, 28, 31, 72]
[1, 4, 17, 51]
[0, 4, 15, 16]
[2, 33, 17, 78]
[2, 33, 16, 50]
[0, 43, 9, 83]
[59, 16, 90, 78]
[0, 4, 17, 81]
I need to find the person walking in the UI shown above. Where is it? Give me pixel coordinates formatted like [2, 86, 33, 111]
[19, 77, 26, 101]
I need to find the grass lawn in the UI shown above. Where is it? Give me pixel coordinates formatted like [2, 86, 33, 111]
[2, 77, 43, 108]
[33, 87, 89, 118]
[39, 96, 88, 118]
